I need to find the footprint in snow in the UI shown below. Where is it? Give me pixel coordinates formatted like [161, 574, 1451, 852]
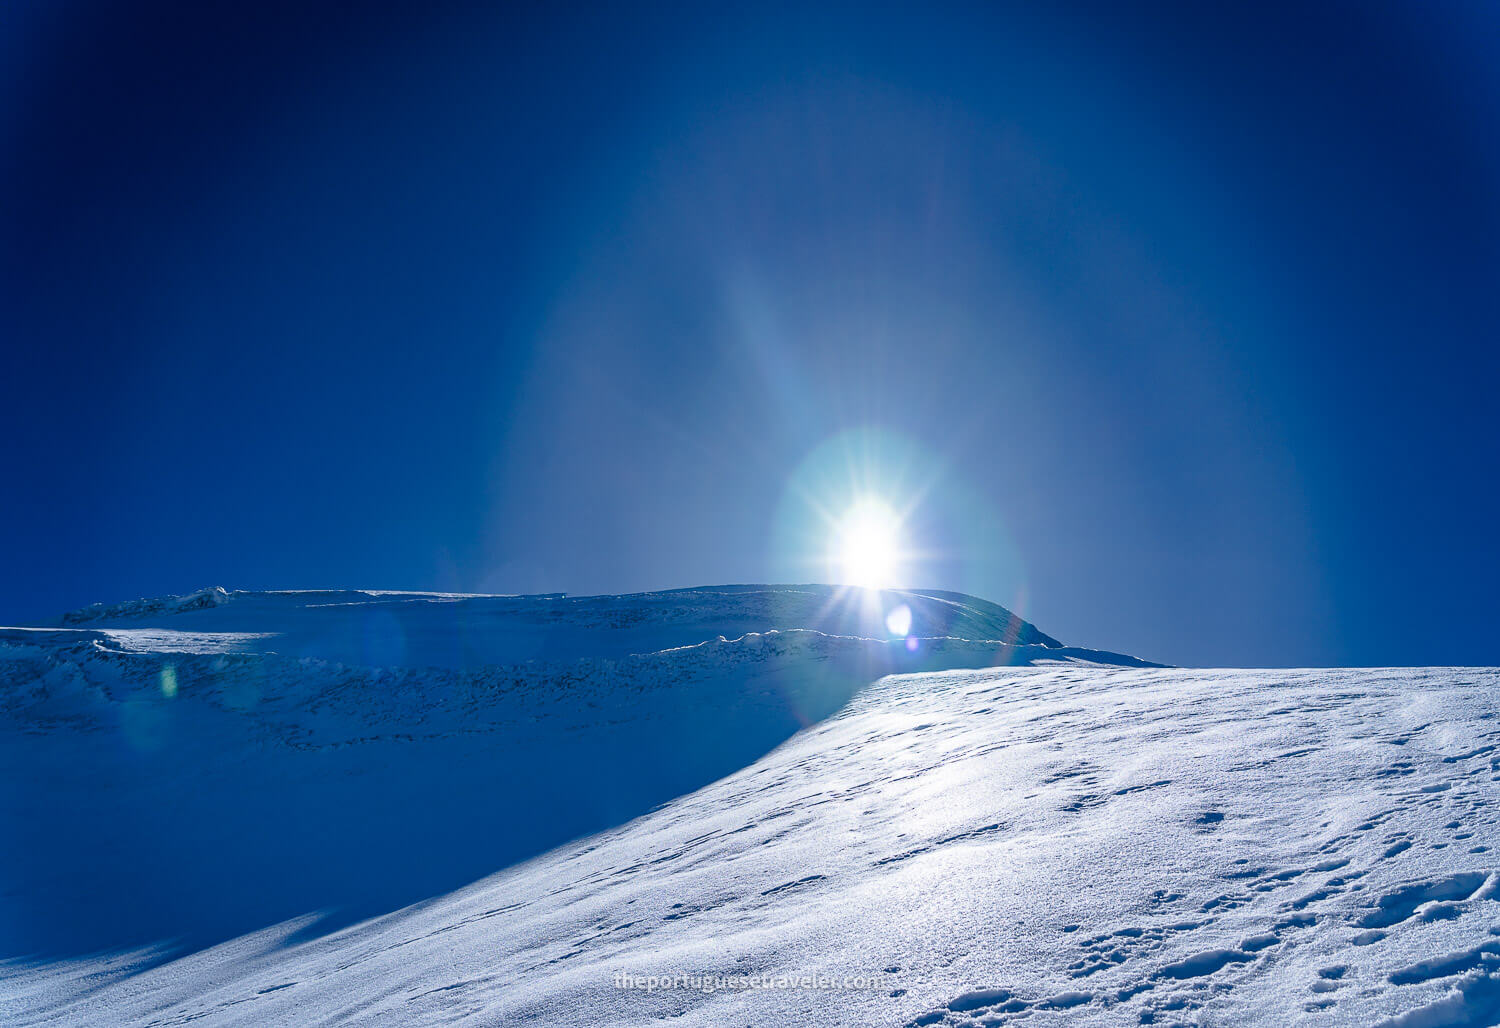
[1357, 871, 1493, 929]
[905, 986, 1094, 1026]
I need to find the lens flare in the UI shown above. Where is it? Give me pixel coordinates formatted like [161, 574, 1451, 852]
[159, 664, 178, 699]
[884, 602, 913, 637]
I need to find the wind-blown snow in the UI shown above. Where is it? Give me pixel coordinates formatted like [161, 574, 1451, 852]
[3, 589, 1497, 1026]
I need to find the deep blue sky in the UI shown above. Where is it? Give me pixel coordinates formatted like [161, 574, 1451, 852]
[3, 1, 1497, 667]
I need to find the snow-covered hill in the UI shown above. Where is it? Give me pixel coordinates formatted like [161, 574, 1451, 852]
[0, 587, 1129, 959]
[4, 589, 1497, 1025]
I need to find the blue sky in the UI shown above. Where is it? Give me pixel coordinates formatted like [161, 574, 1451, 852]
[3, 1, 1497, 666]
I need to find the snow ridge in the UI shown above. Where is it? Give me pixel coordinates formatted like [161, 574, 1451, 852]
[59, 586, 232, 624]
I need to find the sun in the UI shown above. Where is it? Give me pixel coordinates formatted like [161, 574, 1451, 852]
[831, 497, 904, 589]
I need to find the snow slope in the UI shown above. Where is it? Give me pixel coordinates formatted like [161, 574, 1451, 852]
[0, 587, 1122, 960]
[5, 590, 1499, 1026]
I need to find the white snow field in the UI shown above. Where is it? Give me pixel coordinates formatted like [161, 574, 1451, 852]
[3, 588, 1500, 1026]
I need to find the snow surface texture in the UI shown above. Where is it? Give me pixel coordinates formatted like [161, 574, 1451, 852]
[3, 590, 1497, 1026]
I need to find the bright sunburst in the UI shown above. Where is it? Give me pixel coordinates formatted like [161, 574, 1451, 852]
[831, 497, 905, 589]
